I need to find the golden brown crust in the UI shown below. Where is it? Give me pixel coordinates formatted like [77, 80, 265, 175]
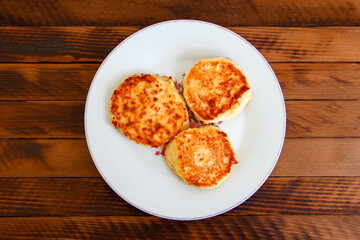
[165, 125, 237, 188]
[110, 74, 188, 148]
[183, 57, 251, 123]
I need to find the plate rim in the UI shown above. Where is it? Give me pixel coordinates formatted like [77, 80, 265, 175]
[84, 19, 287, 220]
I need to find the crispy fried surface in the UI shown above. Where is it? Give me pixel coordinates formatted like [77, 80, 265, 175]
[165, 126, 237, 188]
[183, 57, 252, 123]
[110, 74, 188, 148]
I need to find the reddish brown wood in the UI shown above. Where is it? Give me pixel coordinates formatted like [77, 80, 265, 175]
[0, 215, 358, 239]
[1, 27, 360, 63]
[0, 139, 98, 177]
[286, 100, 360, 138]
[231, 27, 360, 63]
[0, 177, 358, 217]
[0, 100, 358, 138]
[0, 0, 359, 238]
[273, 63, 360, 100]
[1, 63, 359, 100]
[0, 64, 98, 101]
[1, 0, 360, 26]
[0, 101, 84, 138]
[230, 177, 360, 215]
[0, 27, 137, 62]
[273, 138, 360, 176]
[0, 138, 359, 177]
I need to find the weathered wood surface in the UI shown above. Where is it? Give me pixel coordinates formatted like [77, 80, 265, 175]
[0, 215, 358, 239]
[1, 1, 359, 238]
[1, 27, 360, 63]
[0, 177, 358, 217]
[1, 0, 360, 27]
[1, 63, 359, 101]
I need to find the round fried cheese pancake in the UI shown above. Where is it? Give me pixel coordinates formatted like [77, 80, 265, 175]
[165, 125, 237, 188]
[110, 74, 189, 148]
[183, 57, 252, 123]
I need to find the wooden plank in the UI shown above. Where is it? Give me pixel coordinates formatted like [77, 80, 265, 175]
[0, 216, 358, 239]
[0, 64, 98, 101]
[286, 100, 360, 138]
[0, 101, 84, 138]
[0, 139, 98, 177]
[0, 100, 358, 138]
[231, 177, 360, 215]
[0, 138, 359, 177]
[1, 63, 360, 100]
[273, 63, 360, 100]
[273, 138, 360, 176]
[0, 27, 137, 62]
[232, 27, 360, 63]
[1, 0, 360, 26]
[1, 27, 360, 63]
[0, 177, 358, 217]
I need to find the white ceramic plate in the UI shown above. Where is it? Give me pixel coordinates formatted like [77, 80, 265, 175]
[85, 20, 286, 220]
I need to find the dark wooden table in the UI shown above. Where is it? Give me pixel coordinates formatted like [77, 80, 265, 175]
[0, 0, 359, 239]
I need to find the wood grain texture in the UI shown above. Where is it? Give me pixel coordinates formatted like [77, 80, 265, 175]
[273, 63, 360, 100]
[0, 138, 359, 177]
[286, 100, 360, 138]
[274, 138, 360, 176]
[0, 101, 84, 138]
[0, 100, 358, 138]
[0, 177, 358, 217]
[0, 215, 358, 239]
[231, 27, 360, 63]
[1, 0, 360, 26]
[0, 1, 359, 238]
[1, 63, 360, 100]
[0, 64, 98, 101]
[1, 27, 360, 63]
[0, 27, 137, 62]
[0, 139, 98, 177]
